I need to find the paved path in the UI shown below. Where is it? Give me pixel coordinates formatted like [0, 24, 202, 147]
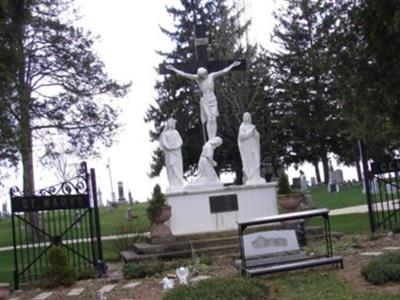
[0, 232, 149, 252]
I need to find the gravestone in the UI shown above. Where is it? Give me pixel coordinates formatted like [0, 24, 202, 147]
[2, 202, 9, 218]
[128, 190, 134, 204]
[334, 169, 344, 185]
[74, 210, 81, 228]
[310, 177, 317, 186]
[117, 181, 126, 202]
[125, 207, 137, 221]
[97, 188, 104, 207]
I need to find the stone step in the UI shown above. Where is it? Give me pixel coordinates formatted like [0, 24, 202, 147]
[133, 235, 239, 254]
[121, 243, 239, 263]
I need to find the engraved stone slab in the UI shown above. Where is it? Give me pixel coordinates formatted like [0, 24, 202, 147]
[190, 275, 211, 283]
[122, 282, 141, 289]
[67, 288, 84, 296]
[33, 292, 53, 300]
[243, 230, 299, 258]
[209, 194, 238, 213]
[98, 284, 116, 293]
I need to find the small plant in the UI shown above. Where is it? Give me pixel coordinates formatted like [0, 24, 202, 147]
[164, 276, 269, 300]
[146, 184, 167, 223]
[277, 172, 292, 195]
[123, 260, 164, 279]
[75, 267, 96, 280]
[361, 252, 400, 284]
[111, 222, 146, 258]
[41, 245, 75, 288]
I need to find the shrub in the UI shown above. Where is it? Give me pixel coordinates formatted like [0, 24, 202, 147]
[277, 172, 292, 195]
[75, 267, 96, 280]
[164, 276, 269, 300]
[361, 252, 400, 284]
[146, 184, 167, 223]
[123, 260, 164, 279]
[41, 245, 75, 288]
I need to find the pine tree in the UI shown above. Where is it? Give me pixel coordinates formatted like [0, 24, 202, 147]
[272, 0, 346, 183]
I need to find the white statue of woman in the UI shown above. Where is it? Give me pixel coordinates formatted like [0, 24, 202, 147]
[238, 112, 265, 185]
[160, 118, 184, 191]
[165, 61, 241, 140]
[188, 137, 223, 187]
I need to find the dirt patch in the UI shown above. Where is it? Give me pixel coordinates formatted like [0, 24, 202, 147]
[336, 234, 400, 294]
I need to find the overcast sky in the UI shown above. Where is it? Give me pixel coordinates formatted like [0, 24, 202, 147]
[1, 0, 357, 208]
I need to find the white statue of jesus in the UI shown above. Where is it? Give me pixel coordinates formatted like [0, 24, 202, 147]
[165, 61, 241, 140]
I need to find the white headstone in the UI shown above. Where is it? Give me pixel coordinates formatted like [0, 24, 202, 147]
[33, 292, 53, 300]
[310, 177, 317, 186]
[334, 169, 344, 185]
[67, 288, 84, 296]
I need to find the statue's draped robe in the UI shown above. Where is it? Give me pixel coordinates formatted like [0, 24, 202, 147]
[160, 129, 183, 188]
[238, 123, 262, 183]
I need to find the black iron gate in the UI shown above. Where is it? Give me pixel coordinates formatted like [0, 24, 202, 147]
[10, 162, 104, 289]
[364, 158, 400, 232]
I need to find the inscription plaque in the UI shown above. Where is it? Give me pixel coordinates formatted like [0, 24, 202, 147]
[209, 194, 238, 213]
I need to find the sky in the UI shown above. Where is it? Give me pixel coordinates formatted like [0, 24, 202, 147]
[0, 0, 358, 209]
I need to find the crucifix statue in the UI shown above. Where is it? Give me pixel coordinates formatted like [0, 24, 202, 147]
[160, 24, 246, 141]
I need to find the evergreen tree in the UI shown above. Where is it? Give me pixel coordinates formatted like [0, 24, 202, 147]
[272, 0, 346, 183]
[146, 0, 275, 183]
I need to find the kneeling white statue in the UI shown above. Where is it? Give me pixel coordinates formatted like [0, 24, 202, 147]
[238, 112, 265, 185]
[187, 137, 223, 188]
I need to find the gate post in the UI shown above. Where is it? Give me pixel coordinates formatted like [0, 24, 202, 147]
[358, 140, 376, 232]
[90, 168, 104, 263]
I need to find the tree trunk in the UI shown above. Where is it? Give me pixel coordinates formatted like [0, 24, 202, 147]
[355, 159, 363, 182]
[321, 150, 329, 185]
[313, 160, 321, 183]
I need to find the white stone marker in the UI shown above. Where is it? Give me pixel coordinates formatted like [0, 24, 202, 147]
[97, 284, 116, 293]
[33, 292, 53, 300]
[383, 246, 400, 251]
[67, 288, 85, 296]
[122, 282, 141, 289]
[190, 275, 211, 283]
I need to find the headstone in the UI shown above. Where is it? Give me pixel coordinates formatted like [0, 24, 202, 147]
[125, 207, 137, 221]
[117, 181, 126, 202]
[74, 210, 81, 228]
[299, 171, 308, 192]
[327, 168, 340, 192]
[310, 177, 317, 186]
[386, 183, 398, 194]
[370, 178, 380, 194]
[2, 202, 9, 217]
[190, 275, 211, 283]
[128, 190, 133, 205]
[97, 188, 104, 207]
[334, 169, 344, 185]
[292, 177, 300, 190]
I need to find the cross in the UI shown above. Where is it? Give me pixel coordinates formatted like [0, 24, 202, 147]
[159, 24, 246, 75]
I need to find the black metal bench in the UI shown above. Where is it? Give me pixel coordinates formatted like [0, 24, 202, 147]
[237, 208, 343, 276]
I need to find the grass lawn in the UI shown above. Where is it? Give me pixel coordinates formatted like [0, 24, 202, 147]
[0, 202, 150, 248]
[310, 213, 371, 234]
[273, 271, 399, 300]
[310, 184, 366, 210]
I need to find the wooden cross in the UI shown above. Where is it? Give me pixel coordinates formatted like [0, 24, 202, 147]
[159, 24, 246, 75]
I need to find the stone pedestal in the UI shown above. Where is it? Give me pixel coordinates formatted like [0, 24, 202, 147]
[166, 183, 278, 236]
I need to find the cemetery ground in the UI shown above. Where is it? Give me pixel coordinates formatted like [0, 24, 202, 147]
[1, 184, 400, 299]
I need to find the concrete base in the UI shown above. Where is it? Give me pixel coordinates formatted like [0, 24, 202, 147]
[166, 183, 278, 235]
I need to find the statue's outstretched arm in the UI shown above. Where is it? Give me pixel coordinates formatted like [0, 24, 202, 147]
[211, 60, 241, 78]
[165, 64, 198, 80]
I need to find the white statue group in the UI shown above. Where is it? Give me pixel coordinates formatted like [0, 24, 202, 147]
[160, 61, 265, 192]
